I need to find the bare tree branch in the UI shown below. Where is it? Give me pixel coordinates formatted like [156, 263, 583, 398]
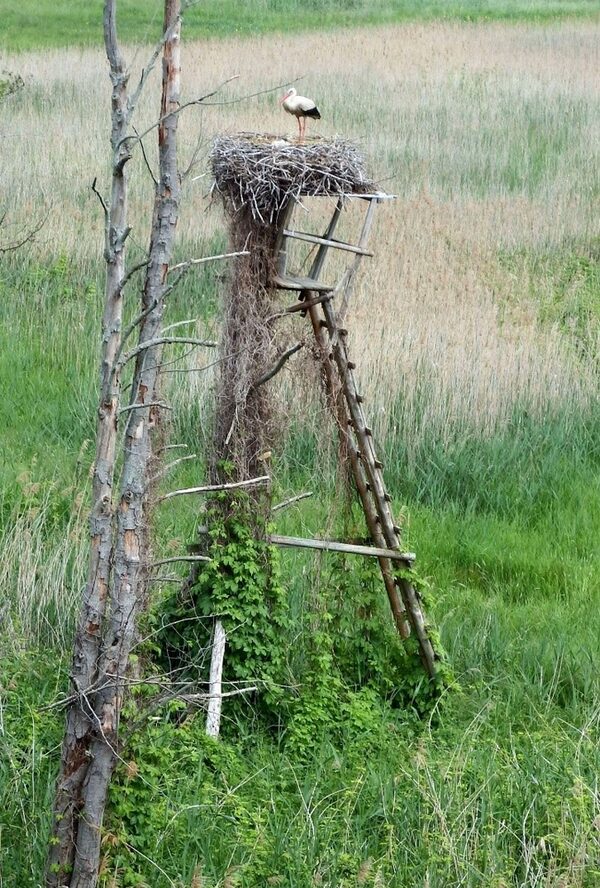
[128, 19, 180, 115]
[119, 400, 171, 414]
[163, 247, 249, 298]
[253, 341, 303, 388]
[272, 491, 314, 513]
[118, 74, 305, 152]
[0, 212, 48, 255]
[159, 475, 271, 502]
[118, 73, 240, 150]
[152, 452, 197, 480]
[91, 176, 109, 218]
[121, 335, 218, 365]
[133, 124, 158, 185]
[121, 258, 150, 290]
[168, 248, 248, 274]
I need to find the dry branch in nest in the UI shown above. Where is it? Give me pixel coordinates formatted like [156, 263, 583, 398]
[211, 133, 374, 223]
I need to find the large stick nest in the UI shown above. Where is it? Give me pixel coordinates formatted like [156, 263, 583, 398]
[211, 132, 374, 223]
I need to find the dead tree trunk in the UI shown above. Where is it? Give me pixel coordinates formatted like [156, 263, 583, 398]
[68, 3, 182, 884]
[46, 3, 131, 880]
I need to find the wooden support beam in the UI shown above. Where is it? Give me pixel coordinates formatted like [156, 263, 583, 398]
[270, 533, 415, 563]
[284, 292, 333, 313]
[319, 297, 438, 677]
[304, 295, 410, 639]
[282, 228, 374, 256]
[331, 196, 379, 328]
[346, 192, 396, 201]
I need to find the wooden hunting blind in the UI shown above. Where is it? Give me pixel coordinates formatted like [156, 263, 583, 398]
[210, 133, 439, 680]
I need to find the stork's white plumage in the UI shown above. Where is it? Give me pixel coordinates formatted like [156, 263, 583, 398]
[280, 87, 321, 140]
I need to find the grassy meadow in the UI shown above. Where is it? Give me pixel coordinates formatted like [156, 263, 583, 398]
[3, 0, 600, 51]
[1, 13, 600, 888]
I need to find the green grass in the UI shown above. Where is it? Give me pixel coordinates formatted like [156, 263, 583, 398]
[1, 249, 599, 885]
[2, 0, 600, 51]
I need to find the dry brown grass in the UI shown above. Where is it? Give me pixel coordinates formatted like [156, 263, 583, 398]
[2, 20, 598, 445]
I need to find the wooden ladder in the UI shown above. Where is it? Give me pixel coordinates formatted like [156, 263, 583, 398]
[275, 194, 438, 679]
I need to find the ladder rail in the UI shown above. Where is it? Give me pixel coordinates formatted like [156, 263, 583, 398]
[275, 194, 439, 678]
[306, 299, 410, 638]
[318, 298, 438, 678]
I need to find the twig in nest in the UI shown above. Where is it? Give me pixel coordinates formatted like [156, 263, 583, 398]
[211, 133, 374, 223]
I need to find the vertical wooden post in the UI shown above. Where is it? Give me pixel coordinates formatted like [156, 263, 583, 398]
[206, 620, 227, 737]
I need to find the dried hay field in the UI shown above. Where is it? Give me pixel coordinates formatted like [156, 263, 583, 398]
[2, 22, 598, 449]
[1, 18, 600, 888]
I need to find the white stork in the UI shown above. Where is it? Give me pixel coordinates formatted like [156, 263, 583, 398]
[280, 87, 321, 140]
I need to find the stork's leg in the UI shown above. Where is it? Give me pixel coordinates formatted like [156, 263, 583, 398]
[297, 115, 302, 140]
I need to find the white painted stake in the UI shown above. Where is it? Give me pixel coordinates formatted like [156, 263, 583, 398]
[206, 620, 227, 738]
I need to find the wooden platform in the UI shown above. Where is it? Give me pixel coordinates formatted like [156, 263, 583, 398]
[273, 274, 334, 293]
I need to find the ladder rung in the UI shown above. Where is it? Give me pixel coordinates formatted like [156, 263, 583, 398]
[273, 274, 334, 293]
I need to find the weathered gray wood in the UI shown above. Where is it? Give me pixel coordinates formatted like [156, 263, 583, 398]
[45, 1, 132, 882]
[270, 534, 415, 562]
[68, 4, 183, 884]
[309, 198, 344, 280]
[345, 192, 396, 201]
[274, 198, 295, 276]
[273, 273, 334, 293]
[333, 196, 378, 327]
[282, 228, 374, 256]
[206, 620, 227, 737]
[160, 475, 270, 501]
